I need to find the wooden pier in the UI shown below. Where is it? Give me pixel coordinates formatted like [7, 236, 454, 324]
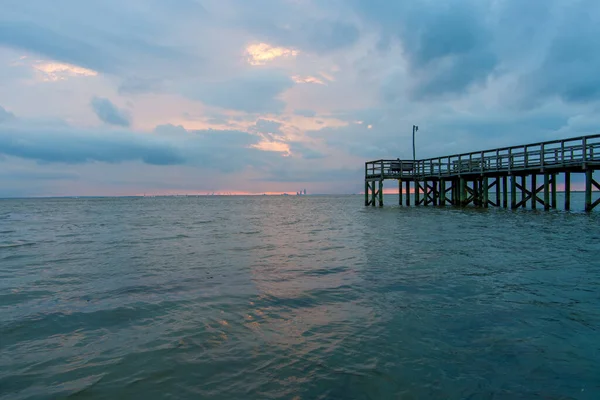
[365, 134, 600, 211]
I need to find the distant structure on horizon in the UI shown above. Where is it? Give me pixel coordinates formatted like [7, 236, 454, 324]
[296, 189, 307, 196]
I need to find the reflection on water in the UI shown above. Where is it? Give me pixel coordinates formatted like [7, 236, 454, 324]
[0, 195, 599, 399]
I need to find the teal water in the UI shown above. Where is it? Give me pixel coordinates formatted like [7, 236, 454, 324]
[1, 195, 599, 399]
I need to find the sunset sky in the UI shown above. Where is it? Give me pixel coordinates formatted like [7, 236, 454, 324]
[1, 0, 599, 196]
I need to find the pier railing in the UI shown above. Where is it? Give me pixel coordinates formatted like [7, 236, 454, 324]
[366, 134, 600, 180]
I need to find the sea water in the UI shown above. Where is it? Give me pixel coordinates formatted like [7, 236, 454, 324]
[1, 195, 599, 399]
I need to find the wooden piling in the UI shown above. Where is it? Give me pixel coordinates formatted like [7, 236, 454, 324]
[415, 180, 420, 206]
[371, 181, 376, 207]
[460, 178, 467, 207]
[378, 180, 384, 207]
[521, 176, 527, 208]
[406, 180, 410, 206]
[503, 176, 508, 208]
[440, 180, 446, 206]
[365, 182, 370, 206]
[551, 173, 557, 209]
[398, 179, 402, 206]
[544, 173, 550, 211]
[495, 178, 501, 207]
[531, 174, 537, 210]
[585, 169, 593, 212]
[511, 175, 517, 209]
[483, 177, 489, 208]
[565, 172, 570, 211]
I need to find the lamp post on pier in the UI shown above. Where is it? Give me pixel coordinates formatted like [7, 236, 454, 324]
[412, 124, 419, 163]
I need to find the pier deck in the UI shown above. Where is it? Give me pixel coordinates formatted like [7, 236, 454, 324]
[365, 134, 600, 211]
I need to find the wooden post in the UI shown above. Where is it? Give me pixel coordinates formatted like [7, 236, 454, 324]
[565, 172, 570, 211]
[399, 179, 403, 206]
[483, 177, 489, 208]
[371, 181, 376, 207]
[406, 180, 410, 206]
[521, 175, 527, 208]
[551, 173, 557, 209]
[454, 179, 459, 206]
[440, 180, 446, 206]
[511, 175, 517, 209]
[531, 174, 537, 210]
[503, 176, 508, 208]
[585, 169, 593, 212]
[433, 181, 439, 206]
[544, 173, 550, 211]
[378, 180, 384, 207]
[495, 178, 501, 207]
[460, 178, 467, 207]
[415, 180, 420, 206]
[365, 181, 370, 206]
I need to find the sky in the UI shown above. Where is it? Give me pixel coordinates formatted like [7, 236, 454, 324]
[1, 0, 600, 196]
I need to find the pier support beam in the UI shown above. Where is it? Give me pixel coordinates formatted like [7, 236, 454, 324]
[544, 173, 550, 211]
[565, 172, 570, 211]
[503, 176, 508, 208]
[521, 176, 527, 208]
[378, 180, 384, 207]
[460, 178, 467, 207]
[483, 177, 489, 208]
[398, 179, 402, 206]
[371, 181, 376, 207]
[365, 181, 370, 206]
[495, 178, 501, 207]
[551, 173, 557, 209]
[440, 180, 446, 206]
[415, 180, 420, 206]
[531, 174, 537, 210]
[406, 180, 410, 206]
[585, 169, 593, 212]
[511, 176, 517, 209]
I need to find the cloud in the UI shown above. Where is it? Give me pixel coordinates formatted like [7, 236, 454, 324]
[352, 0, 497, 99]
[91, 97, 131, 127]
[294, 109, 316, 118]
[0, 0, 202, 77]
[518, 1, 600, 104]
[246, 43, 298, 66]
[288, 142, 326, 160]
[252, 119, 282, 135]
[118, 77, 164, 95]
[0, 113, 287, 174]
[231, 0, 360, 54]
[0, 125, 183, 165]
[0, 105, 15, 123]
[184, 70, 294, 113]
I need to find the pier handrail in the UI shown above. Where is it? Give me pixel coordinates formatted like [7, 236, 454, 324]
[366, 134, 600, 179]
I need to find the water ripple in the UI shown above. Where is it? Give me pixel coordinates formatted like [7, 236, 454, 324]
[0, 196, 599, 399]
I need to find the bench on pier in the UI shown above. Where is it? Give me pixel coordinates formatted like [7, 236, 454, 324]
[389, 161, 414, 173]
[452, 159, 489, 173]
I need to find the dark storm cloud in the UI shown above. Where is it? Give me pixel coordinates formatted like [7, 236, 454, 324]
[351, 0, 496, 99]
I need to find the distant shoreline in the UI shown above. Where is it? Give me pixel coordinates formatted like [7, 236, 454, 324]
[0, 191, 594, 200]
